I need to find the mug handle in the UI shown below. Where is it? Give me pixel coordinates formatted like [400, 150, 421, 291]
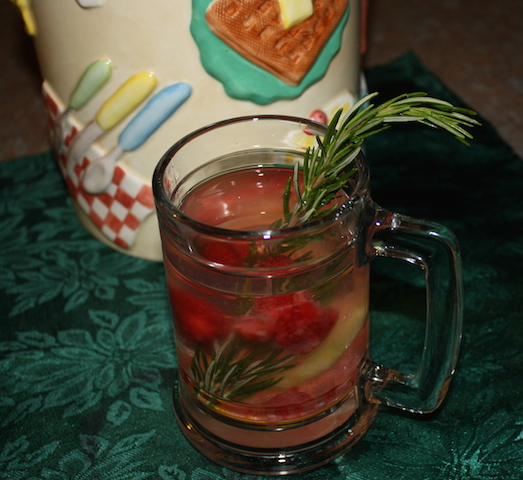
[363, 206, 463, 414]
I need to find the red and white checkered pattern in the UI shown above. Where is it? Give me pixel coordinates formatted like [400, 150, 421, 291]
[43, 83, 155, 250]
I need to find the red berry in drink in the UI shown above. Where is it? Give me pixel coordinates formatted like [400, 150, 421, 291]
[235, 316, 276, 342]
[199, 240, 248, 267]
[236, 287, 338, 356]
[169, 289, 232, 343]
[273, 300, 338, 355]
[258, 255, 294, 268]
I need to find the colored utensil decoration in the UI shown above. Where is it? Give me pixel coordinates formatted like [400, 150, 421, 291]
[76, 0, 104, 7]
[69, 59, 113, 110]
[66, 72, 158, 177]
[81, 82, 192, 194]
[53, 58, 113, 152]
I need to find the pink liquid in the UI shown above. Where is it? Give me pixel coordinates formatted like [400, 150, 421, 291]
[163, 166, 369, 442]
[180, 166, 292, 230]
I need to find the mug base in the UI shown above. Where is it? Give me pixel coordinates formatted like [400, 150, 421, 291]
[172, 379, 378, 476]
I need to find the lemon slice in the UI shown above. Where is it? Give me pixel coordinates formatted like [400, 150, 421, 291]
[279, 301, 368, 388]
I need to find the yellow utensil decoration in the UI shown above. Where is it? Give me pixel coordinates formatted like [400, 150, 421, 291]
[66, 72, 157, 177]
[95, 72, 157, 131]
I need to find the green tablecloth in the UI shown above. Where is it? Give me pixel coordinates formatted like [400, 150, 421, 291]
[1, 53, 522, 479]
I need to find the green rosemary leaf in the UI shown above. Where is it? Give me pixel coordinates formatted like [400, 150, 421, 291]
[394, 94, 449, 107]
[380, 115, 421, 123]
[190, 345, 206, 383]
[220, 364, 240, 397]
[228, 377, 284, 402]
[189, 334, 296, 403]
[292, 162, 302, 203]
[282, 177, 292, 219]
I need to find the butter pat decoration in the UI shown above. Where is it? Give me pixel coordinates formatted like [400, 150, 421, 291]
[278, 0, 314, 29]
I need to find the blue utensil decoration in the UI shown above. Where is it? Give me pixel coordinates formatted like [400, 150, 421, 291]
[81, 82, 192, 194]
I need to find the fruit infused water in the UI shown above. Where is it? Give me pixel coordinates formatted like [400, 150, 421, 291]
[162, 151, 370, 446]
[154, 107, 467, 473]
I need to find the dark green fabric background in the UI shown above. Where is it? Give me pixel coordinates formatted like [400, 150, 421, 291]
[1, 53, 522, 479]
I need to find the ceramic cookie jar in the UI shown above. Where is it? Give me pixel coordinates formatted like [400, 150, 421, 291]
[14, 0, 364, 261]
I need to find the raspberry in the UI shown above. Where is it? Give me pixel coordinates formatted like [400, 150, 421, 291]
[238, 291, 309, 341]
[235, 315, 276, 342]
[169, 288, 231, 343]
[273, 301, 338, 355]
[253, 293, 298, 314]
[199, 240, 248, 267]
[259, 255, 294, 268]
[235, 290, 338, 356]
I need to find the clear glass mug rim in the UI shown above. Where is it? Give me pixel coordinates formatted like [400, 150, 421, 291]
[152, 114, 371, 239]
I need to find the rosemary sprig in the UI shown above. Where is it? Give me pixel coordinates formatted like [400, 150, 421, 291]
[279, 91, 480, 228]
[190, 334, 295, 403]
[188, 92, 480, 405]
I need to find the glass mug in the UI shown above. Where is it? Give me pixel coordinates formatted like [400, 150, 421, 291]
[152, 115, 463, 475]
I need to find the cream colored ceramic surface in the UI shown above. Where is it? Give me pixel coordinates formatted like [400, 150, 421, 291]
[28, 0, 362, 261]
